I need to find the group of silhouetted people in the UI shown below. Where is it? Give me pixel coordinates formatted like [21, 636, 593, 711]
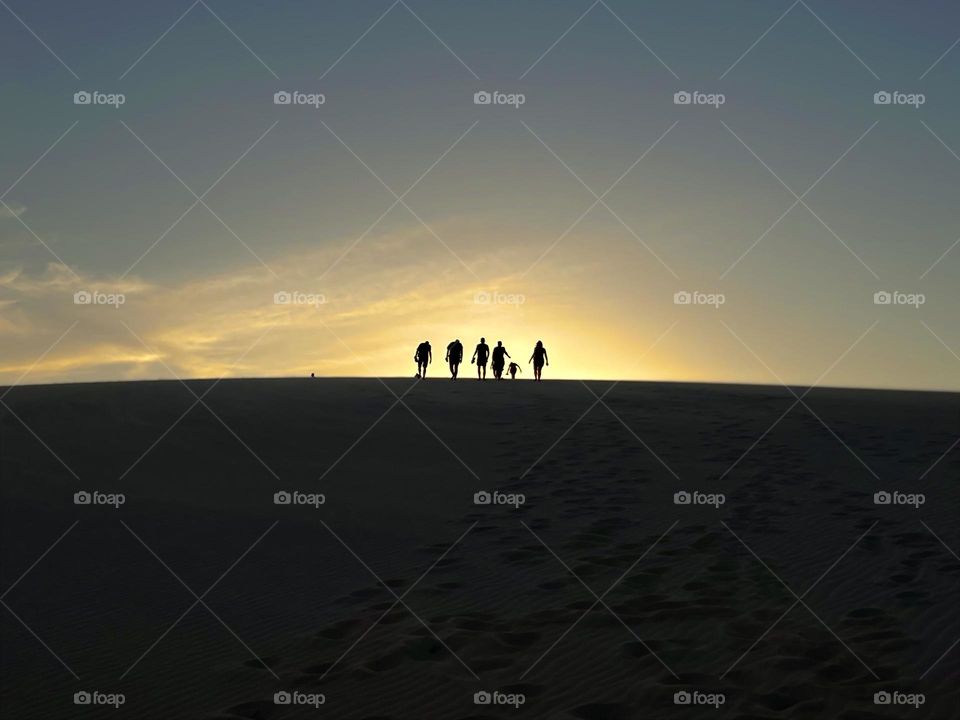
[414, 338, 549, 381]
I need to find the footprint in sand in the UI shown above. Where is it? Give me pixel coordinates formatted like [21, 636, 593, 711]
[315, 618, 367, 640]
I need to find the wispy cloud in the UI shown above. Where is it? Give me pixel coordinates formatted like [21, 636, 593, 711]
[0, 203, 26, 219]
[0, 220, 560, 384]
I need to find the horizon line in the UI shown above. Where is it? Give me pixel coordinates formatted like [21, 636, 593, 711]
[2, 375, 957, 395]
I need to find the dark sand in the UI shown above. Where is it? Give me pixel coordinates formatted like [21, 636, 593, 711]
[1, 378, 958, 718]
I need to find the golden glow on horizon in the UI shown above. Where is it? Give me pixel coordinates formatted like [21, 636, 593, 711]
[1, 219, 958, 391]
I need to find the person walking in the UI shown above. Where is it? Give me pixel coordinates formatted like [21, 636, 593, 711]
[471, 337, 489, 380]
[491, 341, 510, 380]
[446, 338, 464, 380]
[529, 340, 548, 381]
[414, 340, 432, 378]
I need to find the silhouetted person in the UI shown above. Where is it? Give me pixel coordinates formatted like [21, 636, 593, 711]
[529, 340, 548, 381]
[472, 337, 489, 380]
[508, 362, 522, 379]
[446, 338, 464, 380]
[491, 341, 510, 380]
[414, 340, 432, 378]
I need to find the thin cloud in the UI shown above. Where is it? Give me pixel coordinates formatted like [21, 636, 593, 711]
[0, 203, 26, 219]
[0, 220, 551, 383]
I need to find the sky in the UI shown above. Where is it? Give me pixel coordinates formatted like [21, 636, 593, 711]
[1, 0, 959, 390]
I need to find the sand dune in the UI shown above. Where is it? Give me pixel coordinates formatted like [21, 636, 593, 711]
[1, 378, 957, 718]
